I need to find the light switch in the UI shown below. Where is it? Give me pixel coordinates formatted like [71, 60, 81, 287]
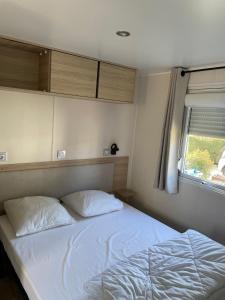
[57, 150, 66, 160]
[0, 152, 8, 161]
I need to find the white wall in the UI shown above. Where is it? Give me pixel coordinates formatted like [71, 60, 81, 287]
[0, 90, 135, 164]
[130, 73, 225, 245]
[53, 97, 134, 160]
[0, 91, 53, 163]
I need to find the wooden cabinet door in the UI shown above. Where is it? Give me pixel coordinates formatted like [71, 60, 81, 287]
[50, 51, 98, 97]
[98, 62, 136, 102]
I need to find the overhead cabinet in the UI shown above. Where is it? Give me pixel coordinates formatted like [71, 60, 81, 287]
[0, 38, 50, 92]
[0, 37, 136, 103]
[97, 62, 136, 102]
[50, 51, 98, 98]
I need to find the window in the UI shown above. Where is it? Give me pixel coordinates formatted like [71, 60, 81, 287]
[181, 107, 225, 189]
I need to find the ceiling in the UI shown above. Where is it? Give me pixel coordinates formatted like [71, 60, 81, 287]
[0, 0, 225, 73]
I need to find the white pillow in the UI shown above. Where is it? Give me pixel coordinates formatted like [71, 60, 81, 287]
[61, 190, 123, 217]
[4, 196, 74, 237]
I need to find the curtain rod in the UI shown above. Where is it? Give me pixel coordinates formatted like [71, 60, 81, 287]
[181, 65, 225, 77]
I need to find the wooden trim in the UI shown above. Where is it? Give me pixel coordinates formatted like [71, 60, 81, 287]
[0, 34, 136, 71]
[0, 156, 128, 172]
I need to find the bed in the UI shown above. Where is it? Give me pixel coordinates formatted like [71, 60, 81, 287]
[1, 163, 224, 300]
[0, 203, 179, 300]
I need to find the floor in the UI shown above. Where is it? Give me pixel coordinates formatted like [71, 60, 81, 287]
[0, 242, 28, 300]
[0, 276, 25, 300]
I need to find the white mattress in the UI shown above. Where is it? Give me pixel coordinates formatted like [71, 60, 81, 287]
[0, 204, 179, 300]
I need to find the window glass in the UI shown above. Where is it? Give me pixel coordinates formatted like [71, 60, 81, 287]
[184, 135, 225, 186]
[182, 107, 225, 188]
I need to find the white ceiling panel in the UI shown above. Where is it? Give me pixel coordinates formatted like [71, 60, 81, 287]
[0, 0, 225, 73]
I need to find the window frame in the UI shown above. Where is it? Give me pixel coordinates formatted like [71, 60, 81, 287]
[179, 106, 225, 195]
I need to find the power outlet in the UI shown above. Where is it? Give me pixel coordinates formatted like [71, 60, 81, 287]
[57, 150, 66, 160]
[103, 148, 110, 156]
[0, 152, 8, 161]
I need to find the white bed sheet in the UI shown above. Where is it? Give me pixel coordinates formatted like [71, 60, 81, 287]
[0, 204, 179, 300]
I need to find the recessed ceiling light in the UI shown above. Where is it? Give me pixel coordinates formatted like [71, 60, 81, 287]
[116, 31, 130, 37]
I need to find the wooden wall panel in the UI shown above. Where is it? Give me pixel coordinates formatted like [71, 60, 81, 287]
[50, 51, 98, 97]
[0, 156, 129, 192]
[0, 45, 40, 90]
[98, 62, 136, 103]
[112, 157, 129, 190]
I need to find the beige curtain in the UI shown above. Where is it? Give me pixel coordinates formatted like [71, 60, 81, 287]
[154, 67, 190, 194]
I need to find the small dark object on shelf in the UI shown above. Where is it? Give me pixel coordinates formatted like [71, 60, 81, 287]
[111, 143, 119, 155]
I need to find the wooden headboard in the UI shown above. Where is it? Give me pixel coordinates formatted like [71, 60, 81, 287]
[0, 156, 128, 214]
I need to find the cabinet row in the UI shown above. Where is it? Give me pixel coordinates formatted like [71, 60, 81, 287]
[0, 37, 136, 103]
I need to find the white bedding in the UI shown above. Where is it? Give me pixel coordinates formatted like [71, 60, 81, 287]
[0, 204, 179, 300]
[86, 230, 225, 300]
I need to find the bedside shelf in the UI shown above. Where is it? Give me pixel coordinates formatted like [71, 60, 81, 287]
[114, 189, 136, 204]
